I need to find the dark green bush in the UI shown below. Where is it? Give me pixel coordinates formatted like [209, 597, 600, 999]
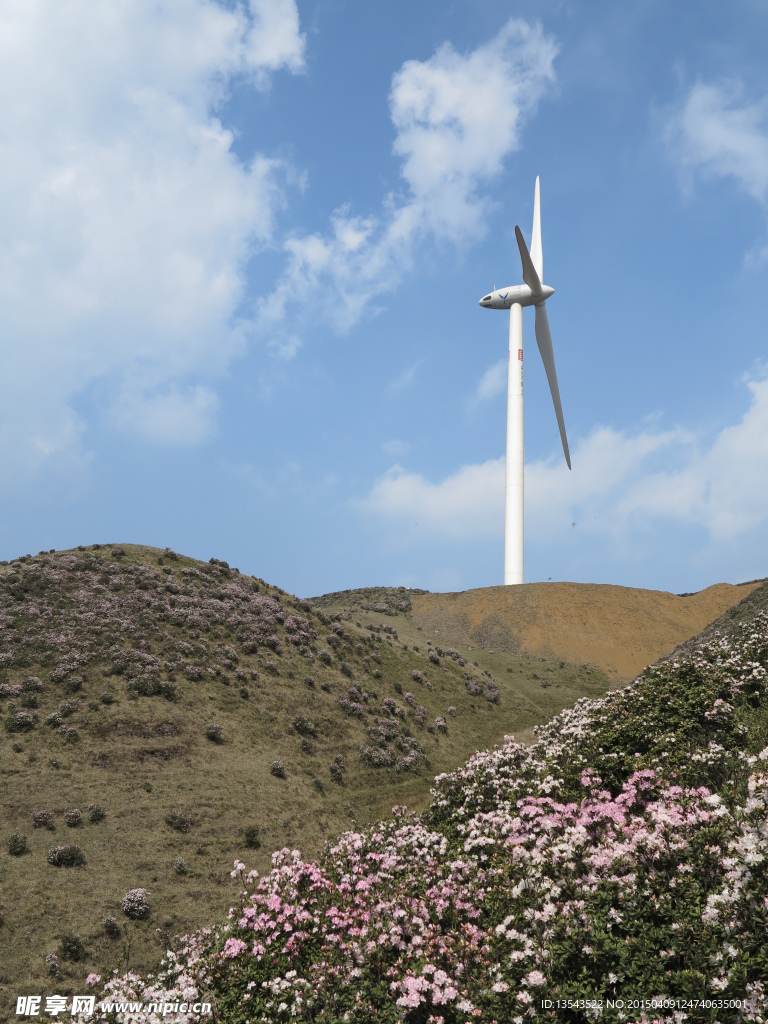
[7, 832, 28, 856]
[243, 826, 261, 849]
[165, 810, 192, 833]
[59, 932, 86, 962]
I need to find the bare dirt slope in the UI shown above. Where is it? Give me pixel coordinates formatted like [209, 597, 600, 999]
[410, 581, 761, 681]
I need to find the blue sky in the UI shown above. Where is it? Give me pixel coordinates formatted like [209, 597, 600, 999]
[1, 0, 768, 597]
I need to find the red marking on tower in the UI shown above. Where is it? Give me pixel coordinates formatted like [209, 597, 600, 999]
[518, 349, 523, 361]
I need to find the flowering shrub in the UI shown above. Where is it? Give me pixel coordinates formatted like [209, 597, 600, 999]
[87, 804, 105, 823]
[33, 810, 55, 830]
[329, 754, 345, 784]
[206, 723, 224, 743]
[485, 680, 500, 704]
[47, 845, 86, 867]
[338, 694, 366, 718]
[290, 715, 317, 738]
[270, 760, 286, 779]
[121, 888, 150, 919]
[85, 607, 768, 1023]
[175, 857, 187, 875]
[5, 709, 35, 732]
[64, 808, 82, 827]
[166, 810, 192, 833]
[103, 915, 121, 938]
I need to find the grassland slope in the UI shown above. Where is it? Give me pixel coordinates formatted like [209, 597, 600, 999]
[0, 546, 612, 1004]
[408, 580, 760, 680]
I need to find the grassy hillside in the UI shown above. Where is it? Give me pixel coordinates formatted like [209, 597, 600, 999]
[0, 547, 613, 1001]
[407, 580, 762, 681]
[88, 578, 768, 1023]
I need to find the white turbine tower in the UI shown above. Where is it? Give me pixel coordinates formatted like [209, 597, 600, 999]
[479, 177, 571, 585]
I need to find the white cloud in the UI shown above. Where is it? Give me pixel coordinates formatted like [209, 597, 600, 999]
[360, 458, 505, 541]
[665, 80, 768, 204]
[113, 385, 219, 445]
[473, 358, 507, 403]
[387, 360, 424, 393]
[382, 439, 410, 457]
[0, 0, 304, 474]
[258, 19, 558, 341]
[360, 372, 768, 550]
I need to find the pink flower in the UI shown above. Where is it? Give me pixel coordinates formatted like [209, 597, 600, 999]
[525, 970, 546, 987]
[222, 938, 247, 958]
[86, 974, 101, 986]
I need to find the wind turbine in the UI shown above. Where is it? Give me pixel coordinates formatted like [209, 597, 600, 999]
[478, 177, 570, 585]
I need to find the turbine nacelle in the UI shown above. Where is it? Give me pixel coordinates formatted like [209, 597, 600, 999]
[479, 283, 554, 309]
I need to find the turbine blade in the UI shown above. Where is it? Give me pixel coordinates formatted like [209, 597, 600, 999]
[530, 176, 543, 281]
[534, 303, 571, 469]
[515, 225, 542, 297]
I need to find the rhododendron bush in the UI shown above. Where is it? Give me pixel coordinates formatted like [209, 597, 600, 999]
[90, 615, 768, 1023]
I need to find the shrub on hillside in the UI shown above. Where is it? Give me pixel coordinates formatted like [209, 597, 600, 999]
[243, 826, 261, 849]
[318, 650, 332, 665]
[290, 715, 317, 738]
[338, 694, 366, 718]
[88, 804, 105, 823]
[5, 710, 35, 733]
[58, 725, 80, 743]
[485, 681, 500, 704]
[64, 808, 82, 828]
[269, 760, 286, 779]
[206, 723, 223, 743]
[121, 888, 150, 920]
[47, 845, 86, 867]
[33, 810, 55, 830]
[428, 648, 440, 666]
[412, 670, 422, 684]
[174, 857, 187, 876]
[45, 712, 62, 728]
[7, 832, 28, 856]
[103, 915, 121, 938]
[59, 932, 86, 962]
[165, 810, 192, 833]
[414, 705, 427, 728]
[329, 755, 345, 784]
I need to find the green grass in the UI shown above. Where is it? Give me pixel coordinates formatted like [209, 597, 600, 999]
[0, 547, 614, 1000]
